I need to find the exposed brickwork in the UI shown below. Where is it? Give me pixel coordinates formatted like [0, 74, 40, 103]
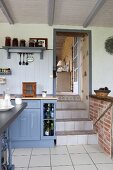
[89, 97, 113, 157]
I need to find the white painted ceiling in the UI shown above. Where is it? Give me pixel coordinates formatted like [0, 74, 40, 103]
[0, 0, 113, 27]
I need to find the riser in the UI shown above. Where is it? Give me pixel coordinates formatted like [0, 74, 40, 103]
[56, 134, 98, 145]
[56, 101, 86, 110]
[56, 110, 88, 119]
[56, 121, 93, 131]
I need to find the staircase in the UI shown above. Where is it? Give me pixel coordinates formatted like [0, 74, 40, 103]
[56, 94, 98, 145]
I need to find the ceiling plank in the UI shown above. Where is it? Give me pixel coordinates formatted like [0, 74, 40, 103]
[0, 0, 14, 24]
[83, 0, 107, 28]
[48, 0, 55, 26]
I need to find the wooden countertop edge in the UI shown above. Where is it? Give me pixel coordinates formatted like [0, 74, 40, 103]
[11, 96, 58, 100]
[0, 95, 58, 100]
[89, 94, 113, 103]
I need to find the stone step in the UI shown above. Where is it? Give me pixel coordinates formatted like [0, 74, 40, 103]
[56, 118, 93, 131]
[56, 109, 88, 119]
[56, 101, 86, 110]
[56, 130, 98, 145]
[56, 130, 96, 136]
[57, 95, 81, 102]
[56, 118, 91, 122]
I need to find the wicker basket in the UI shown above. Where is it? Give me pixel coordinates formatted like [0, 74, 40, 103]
[94, 90, 111, 97]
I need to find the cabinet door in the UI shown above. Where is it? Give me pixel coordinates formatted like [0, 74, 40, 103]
[10, 109, 40, 140]
[10, 115, 20, 140]
[41, 100, 56, 140]
[28, 109, 40, 140]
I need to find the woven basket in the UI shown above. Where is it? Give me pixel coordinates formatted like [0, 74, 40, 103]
[94, 90, 111, 97]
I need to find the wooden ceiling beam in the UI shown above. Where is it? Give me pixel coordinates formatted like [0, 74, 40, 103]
[83, 0, 107, 28]
[0, 0, 14, 24]
[48, 0, 55, 26]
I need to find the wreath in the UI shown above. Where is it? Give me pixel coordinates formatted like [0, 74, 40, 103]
[105, 36, 113, 55]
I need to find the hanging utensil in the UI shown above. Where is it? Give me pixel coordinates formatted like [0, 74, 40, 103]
[19, 52, 22, 65]
[27, 53, 34, 63]
[26, 53, 29, 65]
[22, 53, 26, 65]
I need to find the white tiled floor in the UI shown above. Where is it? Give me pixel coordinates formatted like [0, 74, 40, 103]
[12, 144, 113, 170]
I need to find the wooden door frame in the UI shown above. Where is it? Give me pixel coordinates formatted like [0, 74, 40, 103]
[53, 28, 92, 96]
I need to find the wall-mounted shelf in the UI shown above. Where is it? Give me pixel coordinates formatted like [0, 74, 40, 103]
[0, 72, 11, 75]
[0, 68, 11, 75]
[2, 46, 46, 59]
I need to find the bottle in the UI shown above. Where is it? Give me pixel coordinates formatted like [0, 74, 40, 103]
[44, 121, 50, 136]
[47, 104, 50, 119]
[50, 108, 54, 118]
[50, 121, 54, 136]
[47, 109, 50, 119]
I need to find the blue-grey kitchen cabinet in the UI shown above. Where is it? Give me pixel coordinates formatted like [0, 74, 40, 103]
[10, 109, 40, 141]
[10, 99, 56, 148]
[10, 100, 41, 141]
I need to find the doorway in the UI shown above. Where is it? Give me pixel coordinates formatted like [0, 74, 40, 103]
[53, 29, 92, 105]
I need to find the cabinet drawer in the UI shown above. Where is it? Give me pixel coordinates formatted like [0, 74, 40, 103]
[23, 100, 41, 108]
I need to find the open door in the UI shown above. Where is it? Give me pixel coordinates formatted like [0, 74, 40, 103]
[53, 29, 92, 103]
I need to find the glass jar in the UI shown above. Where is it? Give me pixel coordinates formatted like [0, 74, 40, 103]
[20, 39, 26, 47]
[5, 37, 11, 46]
[12, 38, 18, 47]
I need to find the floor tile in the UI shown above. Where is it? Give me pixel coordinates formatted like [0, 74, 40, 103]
[28, 167, 51, 170]
[70, 153, 93, 165]
[96, 164, 113, 170]
[50, 146, 68, 155]
[89, 153, 113, 164]
[51, 154, 72, 166]
[32, 148, 50, 155]
[12, 155, 30, 168]
[52, 166, 74, 170]
[29, 155, 50, 167]
[13, 148, 32, 156]
[83, 144, 103, 153]
[67, 145, 86, 154]
[74, 164, 97, 170]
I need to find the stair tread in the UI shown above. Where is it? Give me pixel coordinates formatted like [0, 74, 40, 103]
[56, 130, 96, 136]
[56, 118, 91, 122]
[56, 108, 87, 111]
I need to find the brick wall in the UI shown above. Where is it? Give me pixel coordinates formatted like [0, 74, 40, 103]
[90, 97, 113, 157]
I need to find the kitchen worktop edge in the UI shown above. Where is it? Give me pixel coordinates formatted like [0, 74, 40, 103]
[0, 94, 57, 100]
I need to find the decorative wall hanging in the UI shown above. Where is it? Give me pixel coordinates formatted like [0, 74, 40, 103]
[105, 36, 113, 55]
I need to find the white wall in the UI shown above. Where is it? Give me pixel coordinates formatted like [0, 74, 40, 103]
[92, 27, 113, 96]
[0, 24, 113, 96]
[0, 49, 53, 94]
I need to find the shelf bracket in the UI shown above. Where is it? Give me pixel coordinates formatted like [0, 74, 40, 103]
[7, 49, 11, 59]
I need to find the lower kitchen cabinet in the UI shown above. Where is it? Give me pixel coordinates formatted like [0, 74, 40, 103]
[10, 99, 57, 148]
[10, 109, 40, 140]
